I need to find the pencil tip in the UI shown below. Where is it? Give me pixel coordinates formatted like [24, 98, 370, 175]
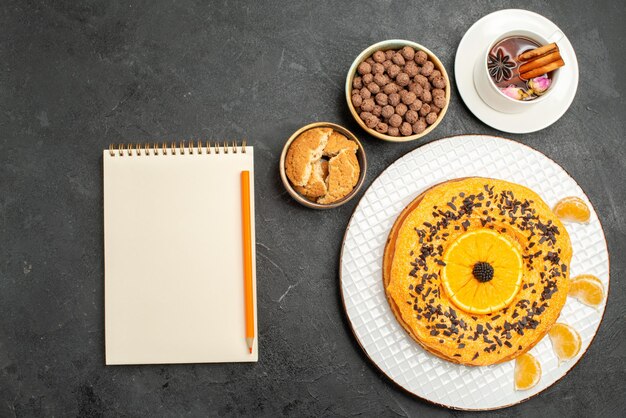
[249, 347, 252, 354]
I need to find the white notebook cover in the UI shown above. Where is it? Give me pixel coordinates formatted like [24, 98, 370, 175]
[103, 146, 257, 365]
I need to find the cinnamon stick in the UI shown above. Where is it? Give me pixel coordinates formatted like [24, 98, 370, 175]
[519, 51, 562, 74]
[520, 59, 564, 80]
[518, 43, 558, 61]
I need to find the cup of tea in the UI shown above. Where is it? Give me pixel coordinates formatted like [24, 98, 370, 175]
[473, 29, 564, 113]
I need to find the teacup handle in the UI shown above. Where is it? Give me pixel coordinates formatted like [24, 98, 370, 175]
[548, 30, 564, 44]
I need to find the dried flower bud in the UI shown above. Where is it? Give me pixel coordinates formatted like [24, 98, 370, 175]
[528, 75, 551, 95]
[500, 85, 529, 100]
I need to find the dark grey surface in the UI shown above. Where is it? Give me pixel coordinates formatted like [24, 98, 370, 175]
[1, 1, 624, 416]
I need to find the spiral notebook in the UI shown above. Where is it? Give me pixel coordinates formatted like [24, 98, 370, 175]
[103, 141, 257, 365]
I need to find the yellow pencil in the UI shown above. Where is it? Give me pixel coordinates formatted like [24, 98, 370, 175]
[241, 171, 255, 354]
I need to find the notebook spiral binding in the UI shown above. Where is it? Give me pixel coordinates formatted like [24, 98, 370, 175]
[108, 140, 247, 157]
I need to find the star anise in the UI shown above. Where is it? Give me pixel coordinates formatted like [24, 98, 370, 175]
[487, 48, 516, 83]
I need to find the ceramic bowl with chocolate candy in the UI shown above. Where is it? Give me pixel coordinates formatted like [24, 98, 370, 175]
[346, 40, 451, 142]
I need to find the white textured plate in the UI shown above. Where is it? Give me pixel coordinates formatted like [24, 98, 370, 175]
[455, 9, 579, 133]
[340, 135, 609, 410]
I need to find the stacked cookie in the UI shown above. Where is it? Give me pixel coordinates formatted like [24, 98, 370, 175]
[285, 128, 360, 204]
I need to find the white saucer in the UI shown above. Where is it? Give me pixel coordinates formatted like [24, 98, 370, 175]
[455, 9, 579, 133]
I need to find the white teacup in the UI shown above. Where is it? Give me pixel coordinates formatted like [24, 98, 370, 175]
[473, 29, 563, 113]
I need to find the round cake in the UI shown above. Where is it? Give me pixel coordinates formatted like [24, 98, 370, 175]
[383, 177, 572, 366]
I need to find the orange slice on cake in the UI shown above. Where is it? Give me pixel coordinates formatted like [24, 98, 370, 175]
[442, 229, 523, 314]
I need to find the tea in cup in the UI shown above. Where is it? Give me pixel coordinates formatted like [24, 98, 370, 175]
[474, 29, 564, 113]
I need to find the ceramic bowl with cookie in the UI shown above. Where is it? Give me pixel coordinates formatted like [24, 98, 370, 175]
[346, 40, 451, 142]
[280, 122, 367, 209]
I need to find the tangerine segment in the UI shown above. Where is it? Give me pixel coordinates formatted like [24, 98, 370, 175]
[515, 353, 541, 391]
[442, 229, 523, 314]
[548, 323, 581, 363]
[569, 275, 604, 307]
[553, 196, 591, 223]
